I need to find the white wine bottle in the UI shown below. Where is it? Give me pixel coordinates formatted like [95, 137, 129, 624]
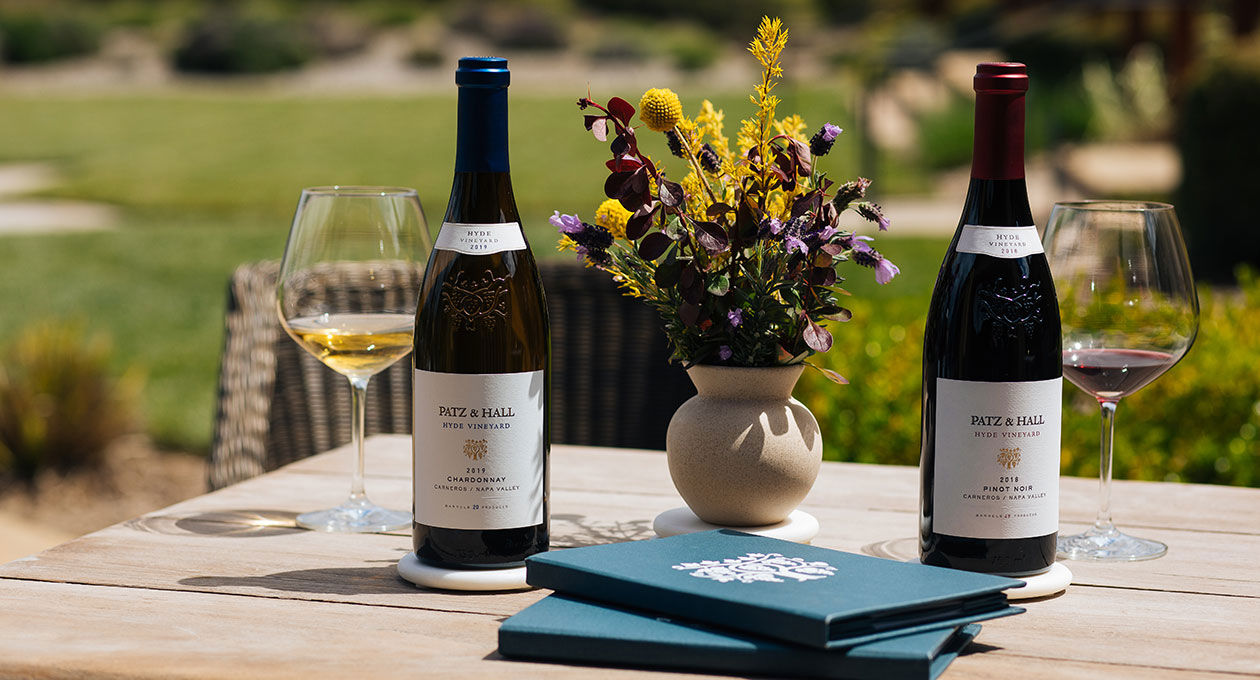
[412, 57, 550, 568]
[919, 63, 1062, 576]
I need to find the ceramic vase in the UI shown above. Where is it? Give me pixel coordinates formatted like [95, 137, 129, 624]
[665, 364, 823, 526]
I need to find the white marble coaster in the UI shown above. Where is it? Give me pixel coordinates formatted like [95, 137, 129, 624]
[1002, 561, 1072, 600]
[653, 507, 820, 544]
[396, 552, 531, 591]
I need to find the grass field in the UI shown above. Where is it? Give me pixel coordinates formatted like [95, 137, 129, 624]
[0, 89, 937, 451]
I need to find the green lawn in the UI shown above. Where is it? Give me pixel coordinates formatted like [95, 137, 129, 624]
[0, 88, 927, 451]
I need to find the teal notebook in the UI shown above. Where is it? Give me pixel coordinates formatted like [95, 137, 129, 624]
[499, 593, 982, 680]
[525, 530, 1024, 649]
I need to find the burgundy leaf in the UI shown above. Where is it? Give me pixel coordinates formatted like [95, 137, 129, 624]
[658, 178, 684, 207]
[590, 117, 609, 142]
[820, 243, 845, 257]
[608, 97, 635, 126]
[694, 221, 729, 254]
[625, 204, 657, 240]
[679, 302, 701, 328]
[610, 133, 630, 156]
[606, 157, 643, 173]
[629, 166, 650, 195]
[823, 307, 853, 322]
[812, 365, 849, 385]
[637, 232, 672, 260]
[706, 202, 735, 218]
[583, 114, 603, 131]
[788, 138, 813, 176]
[654, 256, 681, 288]
[679, 264, 697, 290]
[803, 316, 833, 353]
[809, 266, 837, 286]
[604, 171, 635, 200]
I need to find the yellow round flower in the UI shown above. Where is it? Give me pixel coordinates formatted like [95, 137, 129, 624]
[595, 199, 632, 239]
[639, 88, 683, 132]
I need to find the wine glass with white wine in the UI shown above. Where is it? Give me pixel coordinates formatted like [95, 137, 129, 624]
[277, 186, 430, 532]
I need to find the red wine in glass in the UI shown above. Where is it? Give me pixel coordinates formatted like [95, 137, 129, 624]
[1043, 200, 1199, 562]
[1062, 348, 1178, 401]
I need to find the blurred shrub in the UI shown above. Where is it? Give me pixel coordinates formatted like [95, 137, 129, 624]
[1082, 44, 1171, 142]
[454, 4, 566, 51]
[173, 11, 313, 74]
[799, 272, 1260, 487]
[915, 93, 973, 170]
[408, 45, 443, 68]
[0, 322, 139, 481]
[584, 35, 651, 65]
[1176, 51, 1260, 283]
[666, 26, 722, 72]
[574, 0, 785, 37]
[916, 80, 1091, 170]
[0, 12, 103, 64]
[1003, 29, 1117, 88]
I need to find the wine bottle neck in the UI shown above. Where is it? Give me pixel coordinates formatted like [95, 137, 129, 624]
[455, 85, 509, 173]
[444, 172, 519, 224]
[971, 91, 1025, 181]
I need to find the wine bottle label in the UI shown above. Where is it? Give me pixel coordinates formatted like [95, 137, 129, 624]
[957, 225, 1043, 259]
[413, 369, 545, 530]
[933, 377, 1061, 539]
[435, 222, 527, 255]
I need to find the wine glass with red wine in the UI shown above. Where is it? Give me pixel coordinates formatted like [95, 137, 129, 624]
[1043, 201, 1199, 561]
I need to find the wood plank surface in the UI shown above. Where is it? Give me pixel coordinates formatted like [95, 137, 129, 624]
[2, 435, 1257, 679]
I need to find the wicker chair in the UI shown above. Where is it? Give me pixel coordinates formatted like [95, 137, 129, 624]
[208, 259, 694, 489]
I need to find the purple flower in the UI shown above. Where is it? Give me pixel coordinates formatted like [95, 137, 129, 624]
[549, 211, 583, 235]
[718, 345, 733, 361]
[855, 202, 890, 231]
[853, 247, 900, 284]
[785, 235, 808, 255]
[875, 258, 900, 284]
[809, 123, 843, 157]
[816, 225, 837, 241]
[761, 217, 783, 236]
[727, 308, 743, 328]
[843, 234, 874, 254]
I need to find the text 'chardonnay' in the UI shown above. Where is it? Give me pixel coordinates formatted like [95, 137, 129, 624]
[412, 57, 550, 568]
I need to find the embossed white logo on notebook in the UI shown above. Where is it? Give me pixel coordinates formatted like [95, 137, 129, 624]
[672, 553, 837, 584]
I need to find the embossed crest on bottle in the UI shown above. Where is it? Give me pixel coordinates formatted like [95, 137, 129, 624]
[976, 278, 1044, 338]
[439, 270, 510, 330]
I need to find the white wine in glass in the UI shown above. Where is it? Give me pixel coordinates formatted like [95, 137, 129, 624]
[277, 186, 431, 533]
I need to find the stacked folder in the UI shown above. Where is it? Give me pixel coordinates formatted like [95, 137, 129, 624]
[498, 529, 1025, 679]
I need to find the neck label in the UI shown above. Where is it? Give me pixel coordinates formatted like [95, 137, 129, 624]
[436, 222, 526, 255]
[958, 225, 1042, 259]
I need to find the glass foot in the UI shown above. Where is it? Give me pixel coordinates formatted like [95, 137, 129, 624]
[1057, 525, 1166, 561]
[297, 498, 411, 533]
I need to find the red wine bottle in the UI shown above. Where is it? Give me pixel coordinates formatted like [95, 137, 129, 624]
[412, 57, 550, 568]
[919, 63, 1062, 576]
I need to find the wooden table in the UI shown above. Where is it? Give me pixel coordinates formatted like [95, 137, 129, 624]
[1, 435, 1257, 679]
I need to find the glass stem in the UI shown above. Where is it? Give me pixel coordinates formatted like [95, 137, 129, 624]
[1094, 399, 1118, 533]
[348, 375, 370, 504]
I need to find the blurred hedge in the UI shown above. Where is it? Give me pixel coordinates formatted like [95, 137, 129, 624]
[1176, 50, 1260, 283]
[0, 12, 102, 64]
[0, 322, 139, 481]
[799, 271, 1260, 487]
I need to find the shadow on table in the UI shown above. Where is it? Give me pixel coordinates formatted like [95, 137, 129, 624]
[551, 513, 655, 548]
[125, 510, 305, 538]
[179, 565, 415, 596]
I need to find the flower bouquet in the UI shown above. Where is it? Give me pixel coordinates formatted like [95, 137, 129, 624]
[552, 17, 901, 532]
[552, 17, 898, 383]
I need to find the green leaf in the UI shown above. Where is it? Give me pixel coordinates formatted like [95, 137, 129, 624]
[707, 274, 731, 296]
